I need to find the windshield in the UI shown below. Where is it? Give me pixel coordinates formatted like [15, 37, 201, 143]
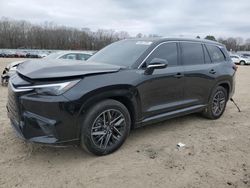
[87, 40, 152, 67]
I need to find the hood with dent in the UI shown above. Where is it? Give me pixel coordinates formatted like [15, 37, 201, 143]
[17, 59, 121, 79]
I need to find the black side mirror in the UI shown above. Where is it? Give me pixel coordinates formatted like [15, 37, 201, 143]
[144, 58, 168, 75]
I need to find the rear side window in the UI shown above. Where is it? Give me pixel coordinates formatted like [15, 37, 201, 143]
[181, 42, 204, 65]
[147, 42, 178, 66]
[206, 45, 225, 62]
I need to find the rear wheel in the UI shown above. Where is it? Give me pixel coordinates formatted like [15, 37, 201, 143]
[202, 86, 228, 119]
[80, 99, 131, 155]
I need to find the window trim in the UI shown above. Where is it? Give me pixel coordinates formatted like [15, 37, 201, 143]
[179, 41, 205, 66]
[138, 41, 225, 69]
[138, 41, 179, 69]
[202, 44, 212, 64]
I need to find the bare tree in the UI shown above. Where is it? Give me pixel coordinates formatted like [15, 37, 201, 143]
[0, 18, 130, 50]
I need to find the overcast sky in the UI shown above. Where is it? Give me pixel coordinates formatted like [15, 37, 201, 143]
[0, 0, 250, 39]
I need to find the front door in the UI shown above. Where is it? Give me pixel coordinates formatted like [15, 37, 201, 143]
[137, 42, 186, 119]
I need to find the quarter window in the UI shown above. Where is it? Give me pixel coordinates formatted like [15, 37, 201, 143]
[146, 42, 178, 66]
[181, 42, 204, 65]
[206, 45, 225, 62]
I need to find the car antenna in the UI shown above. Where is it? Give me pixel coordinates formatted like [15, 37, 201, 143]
[230, 98, 241, 112]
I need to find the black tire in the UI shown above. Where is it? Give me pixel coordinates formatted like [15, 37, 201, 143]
[202, 86, 228, 119]
[80, 99, 131, 155]
[240, 61, 245, 65]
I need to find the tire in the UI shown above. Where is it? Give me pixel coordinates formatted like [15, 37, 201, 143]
[202, 86, 228, 120]
[240, 61, 245, 65]
[80, 99, 131, 155]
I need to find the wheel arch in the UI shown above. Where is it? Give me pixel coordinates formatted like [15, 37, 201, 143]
[77, 85, 142, 131]
[209, 80, 231, 102]
[240, 60, 246, 64]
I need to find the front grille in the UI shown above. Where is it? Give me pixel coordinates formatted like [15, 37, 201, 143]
[7, 84, 21, 123]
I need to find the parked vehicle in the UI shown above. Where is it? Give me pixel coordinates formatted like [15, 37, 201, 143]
[26, 51, 40, 58]
[1, 60, 24, 86]
[1, 51, 94, 86]
[230, 55, 241, 64]
[230, 54, 250, 65]
[5, 50, 16, 58]
[0, 50, 6, 57]
[15, 51, 28, 58]
[38, 52, 49, 58]
[44, 51, 94, 60]
[7, 38, 236, 155]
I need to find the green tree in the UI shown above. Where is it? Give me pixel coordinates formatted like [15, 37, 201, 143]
[204, 35, 217, 41]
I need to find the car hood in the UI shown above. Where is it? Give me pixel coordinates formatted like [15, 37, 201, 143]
[17, 59, 122, 79]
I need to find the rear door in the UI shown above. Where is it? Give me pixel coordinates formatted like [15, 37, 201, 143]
[181, 42, 215, 106]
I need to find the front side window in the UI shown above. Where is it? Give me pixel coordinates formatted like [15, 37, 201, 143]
[181, 42, 204, 65]
[206, 45, 225, 62]
[146, 42, 178, 67]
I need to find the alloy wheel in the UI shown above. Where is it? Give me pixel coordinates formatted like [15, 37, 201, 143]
[212, 90, 226, 116]
[91, 109, 126, 149]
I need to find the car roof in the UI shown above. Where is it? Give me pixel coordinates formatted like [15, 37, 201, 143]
[55, 51, 94, 55]
[125, 37, 222, 46]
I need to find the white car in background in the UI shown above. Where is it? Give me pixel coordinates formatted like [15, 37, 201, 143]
[1, 51, 95, 86]
[230, 54, 250, 65]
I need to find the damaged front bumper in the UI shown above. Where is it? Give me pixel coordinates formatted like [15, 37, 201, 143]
[7, 80, 80, 146]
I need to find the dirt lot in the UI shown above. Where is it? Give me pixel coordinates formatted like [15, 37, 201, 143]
[0, 58, 250, 188]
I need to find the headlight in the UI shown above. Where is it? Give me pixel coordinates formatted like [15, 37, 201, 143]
[17, 80, 80, 95]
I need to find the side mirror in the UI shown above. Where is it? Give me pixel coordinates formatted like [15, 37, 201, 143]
[144, 58, 168, 75]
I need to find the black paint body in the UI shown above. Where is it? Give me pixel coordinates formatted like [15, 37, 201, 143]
[7, 38, 236, 145]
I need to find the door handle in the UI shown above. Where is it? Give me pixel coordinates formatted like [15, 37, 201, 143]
[174, 72, 184, 78]
[209, 69, 216, 74]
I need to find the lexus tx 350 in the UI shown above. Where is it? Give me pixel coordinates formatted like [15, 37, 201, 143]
[7, 38, 236, 155]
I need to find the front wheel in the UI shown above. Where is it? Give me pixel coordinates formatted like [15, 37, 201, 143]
[80, 99, 131, 155]
[202, 86, 228, 119]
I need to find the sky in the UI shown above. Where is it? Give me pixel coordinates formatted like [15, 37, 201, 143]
[0, 0, 250, 39]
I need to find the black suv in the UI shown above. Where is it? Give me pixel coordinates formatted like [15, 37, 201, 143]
[7, 38, 236, 155]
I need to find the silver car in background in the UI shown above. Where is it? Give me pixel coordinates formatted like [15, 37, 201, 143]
[230, 54, 250, 65]
[1, 51, 94, 86]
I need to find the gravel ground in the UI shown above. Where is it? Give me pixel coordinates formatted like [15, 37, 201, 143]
[0, 58, 250, 188]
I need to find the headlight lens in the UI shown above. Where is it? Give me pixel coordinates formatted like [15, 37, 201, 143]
[17, 80, 80, 96]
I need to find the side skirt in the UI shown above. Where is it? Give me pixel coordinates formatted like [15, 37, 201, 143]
[135, 104, 206, 128]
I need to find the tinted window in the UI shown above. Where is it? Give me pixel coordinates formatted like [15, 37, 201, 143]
[146, 42, 178, 66]
[203, 45, 211, 63]
[181, 42, 204, 65]
[206, 45, 225, 62]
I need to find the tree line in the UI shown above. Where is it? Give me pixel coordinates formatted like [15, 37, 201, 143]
[0, 18, 249, 52]
[0, 18, 129, 50]
[198, 35, 250, 52]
